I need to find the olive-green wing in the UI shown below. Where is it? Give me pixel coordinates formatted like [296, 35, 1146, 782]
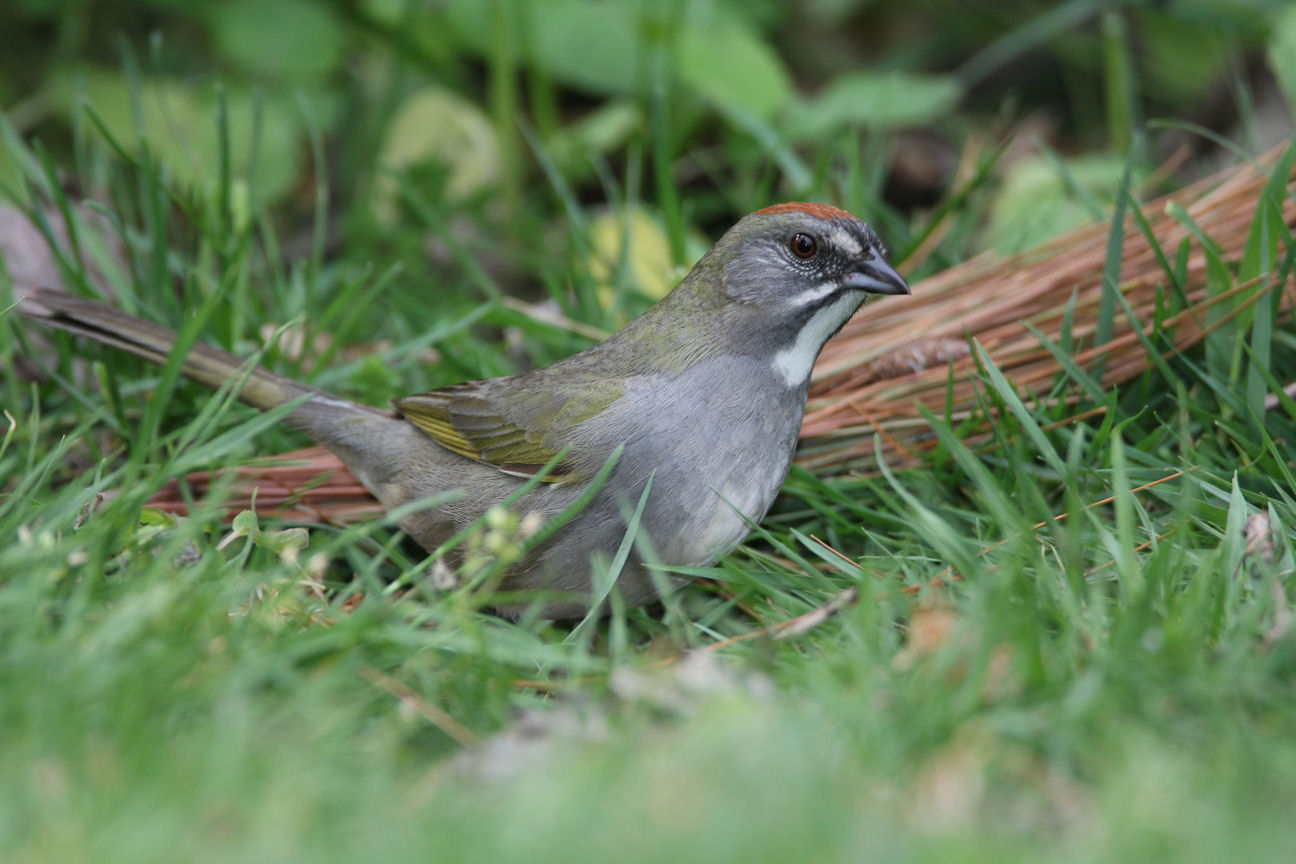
[394, 376, 623, 482]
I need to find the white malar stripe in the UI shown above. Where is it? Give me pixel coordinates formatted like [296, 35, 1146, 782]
[771, 292, 861, 387]
[789, 281, 841, 308]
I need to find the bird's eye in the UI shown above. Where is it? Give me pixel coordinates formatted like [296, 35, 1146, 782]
[790, 233, 818, 259]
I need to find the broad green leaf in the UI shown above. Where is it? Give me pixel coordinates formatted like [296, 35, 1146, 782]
[447, 0, 641, 95]
[209, 0, 347, 81]
[785, 71, 961, 137]
[587, 205, 678, 309]
[358, 0, 407, 24]
[49, 70, 305, 205]
[546, 100, 643, 175]
[531, 0, 642, 95]
[1135, 7, 1232, 105]
[374, 86, 500, 221]
[675, 21, 791, 118]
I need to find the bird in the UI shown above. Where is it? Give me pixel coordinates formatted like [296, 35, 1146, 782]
[26, 202, 909, 616]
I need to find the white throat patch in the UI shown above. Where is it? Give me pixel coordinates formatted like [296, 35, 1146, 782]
[771, 292, 860, 387]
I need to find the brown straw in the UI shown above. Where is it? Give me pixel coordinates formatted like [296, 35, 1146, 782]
[802, 144, 1296, 473]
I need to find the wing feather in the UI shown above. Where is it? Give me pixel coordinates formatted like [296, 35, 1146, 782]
[394, 374, 624, 483]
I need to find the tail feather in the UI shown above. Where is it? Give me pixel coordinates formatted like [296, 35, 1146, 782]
[24, 288, 416, 514]
[26, 288, 313, 412]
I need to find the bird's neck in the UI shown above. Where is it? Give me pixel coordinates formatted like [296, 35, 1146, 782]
[767, 290, 862, 387]
[594, 261, 736, 376]
[590, 282, 861, 393]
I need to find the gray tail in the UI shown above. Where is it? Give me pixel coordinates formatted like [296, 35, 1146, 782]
[25, 288, 320, 412]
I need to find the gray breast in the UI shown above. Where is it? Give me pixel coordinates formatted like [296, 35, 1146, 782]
[611, 355, 806, 566]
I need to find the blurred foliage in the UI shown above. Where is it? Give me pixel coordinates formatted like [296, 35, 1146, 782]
[1, 0, 1293, 284]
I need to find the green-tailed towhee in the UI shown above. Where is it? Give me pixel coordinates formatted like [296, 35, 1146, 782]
[27, 202, 909, 616]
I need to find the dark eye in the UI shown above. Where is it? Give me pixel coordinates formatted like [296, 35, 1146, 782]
[790, 233, 818, 259]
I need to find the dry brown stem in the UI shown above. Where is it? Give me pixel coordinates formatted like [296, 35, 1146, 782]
[803, 144, 1296, 472]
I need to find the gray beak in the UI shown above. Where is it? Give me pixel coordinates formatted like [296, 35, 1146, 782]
[843, 255, 910, 296]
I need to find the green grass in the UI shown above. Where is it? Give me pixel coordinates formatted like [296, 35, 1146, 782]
[4, 5, 1296, 860]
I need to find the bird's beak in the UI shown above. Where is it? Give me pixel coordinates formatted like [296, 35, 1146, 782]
[844, 256, 910, 296]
